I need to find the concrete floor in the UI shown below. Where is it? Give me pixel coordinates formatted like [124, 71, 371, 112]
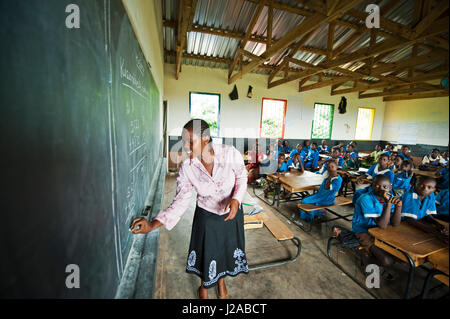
[153, 174, 448, 299]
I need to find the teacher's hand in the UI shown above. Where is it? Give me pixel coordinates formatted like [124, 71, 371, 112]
[130, 217, 153, 234]
[224, 199, 240, 221]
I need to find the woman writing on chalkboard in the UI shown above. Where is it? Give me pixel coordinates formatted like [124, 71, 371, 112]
[130, 119, 248, 299]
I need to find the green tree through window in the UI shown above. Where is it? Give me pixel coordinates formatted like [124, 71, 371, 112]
[189, 92, 220, 137]
[260, 98, 287, 138]
[311, 103, 334, 139]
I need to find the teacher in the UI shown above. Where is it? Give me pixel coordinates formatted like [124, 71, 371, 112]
[130, 119, 249, 299]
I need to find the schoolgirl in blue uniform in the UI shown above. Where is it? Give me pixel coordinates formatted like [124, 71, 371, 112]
[398, 145, 413, 163]
[304, 142, 320, 169]
[277, 153, 288, 172]
[318, 140, 330, 154]
[392, 160, 413, 196]
[436, 188, 449, 221]
[352, 175, 402, 267]
[289, 144, 303, 159]
[437, 165, 449, 189]
[317, 147, 344, 176]
[357, 153, 394, 185]
[282, 140, 292, 153]
[299, 160, 342, 221]
[287, 153, 304, 171]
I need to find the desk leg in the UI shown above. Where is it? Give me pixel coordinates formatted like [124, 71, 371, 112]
[397, 250, 415, 299]
[248, 237, 302, 271]
[252, 179, 276, 206]
[421, 269, 449, 299]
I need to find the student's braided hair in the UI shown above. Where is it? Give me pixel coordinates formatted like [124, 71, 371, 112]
[183, 119, 212, 143]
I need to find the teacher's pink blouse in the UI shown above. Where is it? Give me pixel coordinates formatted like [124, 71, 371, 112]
[154, 143, 248, 231]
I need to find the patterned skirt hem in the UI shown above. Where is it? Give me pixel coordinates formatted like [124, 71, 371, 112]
[186, 265, 249, 288]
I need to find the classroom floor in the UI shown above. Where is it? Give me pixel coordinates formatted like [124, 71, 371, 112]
[153, 174, 448, 299]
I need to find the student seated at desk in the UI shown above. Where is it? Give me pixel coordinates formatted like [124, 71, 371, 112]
[366, 144, 383, 165]
[392, 160, 413, 197]
[277, 153, 288, 172]
[282, 140, 292, 153]
[382, 143, 394, 157]
[352, 175, 403, 267]
[390, 154, 403, 172]
[399, 145, 413, 164]
[304, 142, 320, 169]
[317, 146, 344, 176]
[287, 153, 304, 172]
[436, 188, 449, 222]
[342, 144, 358, 169]
[436, 164, 449, 189]
[299, 160, 343, 221]
[318, 140, 330, 154]
[442, 150, 449, 166]
[422, 148, 445, 168]
[400, 176, 449, 238]
[357, 153, 394, 185]
[289, 144, 304, 161]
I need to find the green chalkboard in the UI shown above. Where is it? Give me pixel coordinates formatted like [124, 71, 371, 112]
[0, 0, 161, 298]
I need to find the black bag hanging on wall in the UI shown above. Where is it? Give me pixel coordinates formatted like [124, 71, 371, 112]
[338, 96, 347, 114]
[229, 84, 239, 100]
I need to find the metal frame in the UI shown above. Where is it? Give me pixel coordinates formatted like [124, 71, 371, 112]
[421, 269, 449, 299]
[327, 237, 379, 299]
[248, 237, 302, 271]
[295, 207, 354, 233]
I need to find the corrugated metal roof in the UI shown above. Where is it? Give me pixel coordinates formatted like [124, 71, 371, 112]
[162, 0, 449, 82]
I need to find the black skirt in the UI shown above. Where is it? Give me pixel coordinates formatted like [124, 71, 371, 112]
[185, 204, 249, 288]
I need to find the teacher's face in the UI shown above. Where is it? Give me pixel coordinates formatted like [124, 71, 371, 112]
[182, 128, 208, 159]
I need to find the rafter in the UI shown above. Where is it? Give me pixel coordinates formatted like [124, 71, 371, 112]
[383, 90, 449, 101]
[358, 84, 443, 99]
[176, 0, 197, 80]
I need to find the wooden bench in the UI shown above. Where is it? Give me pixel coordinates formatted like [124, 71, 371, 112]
[245, 210, 301, 271]
[295, 196, 353, 232]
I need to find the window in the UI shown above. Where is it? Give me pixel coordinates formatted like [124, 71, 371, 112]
[311, 103, 334, 139]
[189, 92, 220, 137]
[355, 107, 375, 140]
[260, 98, 287, 138]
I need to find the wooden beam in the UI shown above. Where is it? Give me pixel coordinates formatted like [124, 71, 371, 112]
[228, 0, 266, 81]
[359, 85, 443, 99]
[413, 2, 449, 36]
[326, 0, 340, 16]
[267, 0, 273, 50]
[327, 22, 335, 59]
[383, 90, 449, 101]
[299, 76, 356, 92]
[381, 0, 403, 16]
[176, 0, 197, 80]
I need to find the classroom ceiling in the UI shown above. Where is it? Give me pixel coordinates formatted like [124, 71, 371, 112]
[162, 0, 449, 101]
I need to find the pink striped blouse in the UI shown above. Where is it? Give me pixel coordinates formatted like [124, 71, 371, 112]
[154, 143, 248, 231]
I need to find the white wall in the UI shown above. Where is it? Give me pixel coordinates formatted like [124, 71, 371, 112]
[164, 63, 386, 141]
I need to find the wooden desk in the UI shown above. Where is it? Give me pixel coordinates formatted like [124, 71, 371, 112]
[427, 249, 449, 286]
[412, 169, 439, 178]
[369, 222, 448, 298]
[279, 172, 324, 193]
[267, 170, 303, 183]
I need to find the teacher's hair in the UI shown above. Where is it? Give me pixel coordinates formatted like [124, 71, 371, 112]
[183, 119, 211, 143]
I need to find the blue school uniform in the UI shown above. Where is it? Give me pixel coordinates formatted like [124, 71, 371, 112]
[304, 148, 320, 169]
[289, 149, 299, 158]
[351, 188, 395, 233]
[318, 145, 330, 154]
[437, 167, 449, 189]
[286, 158, 302, 170]
[299, 175, 343, 221]
[399, 153, 413, 162]
[383, 150, 391, 157]
[348, 151, 358, 162]
[277, 161, 288, 172]
[400, 188, 437, 220]
[282, 146, 292, 153]
[436, 189, 449, 216]
[317, 156, 344, 175]
[393, 171, 412, 192]
[366, 164, 394, 184]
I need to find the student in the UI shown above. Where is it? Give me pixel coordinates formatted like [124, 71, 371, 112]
[277, 139, 283, 154]
[436, 163, 449, 189]
[304, 142, 320, 169]
[352, 175, 402, 267]
[342, 144, 358, 169]
[299, 160, 343, 221]
[302, 140, 311, 153]
[400, 177, 449, 235]
[282, 140, 292, 153]
[383, 143, 394, 157]
[318, 140, 330, 154]
[369, 144, 383, 164]
[391, 154, 403, 172]
[277, 153, 288, 172]
[436, 188, 449, 221]
[442, 150, 449, 166]
[392, 160, 413, 197]
[289, 144, 303, 160]
[287, 153, 304, 172]
[398, 145, 413, 163]
[317, 146, 344, 175]
[422, 148, 445, 167]
[357, 153, 394, 185]
[246, 141, 264, 183]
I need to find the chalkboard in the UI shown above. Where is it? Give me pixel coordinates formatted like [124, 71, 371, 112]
[0, 0, 161, 298]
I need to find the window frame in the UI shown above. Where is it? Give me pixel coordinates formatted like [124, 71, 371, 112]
[310, 102, 335, 140]
[354, 107, 375, 141]
[259, 98, 287, 139]
[189, 91, 221, 137]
